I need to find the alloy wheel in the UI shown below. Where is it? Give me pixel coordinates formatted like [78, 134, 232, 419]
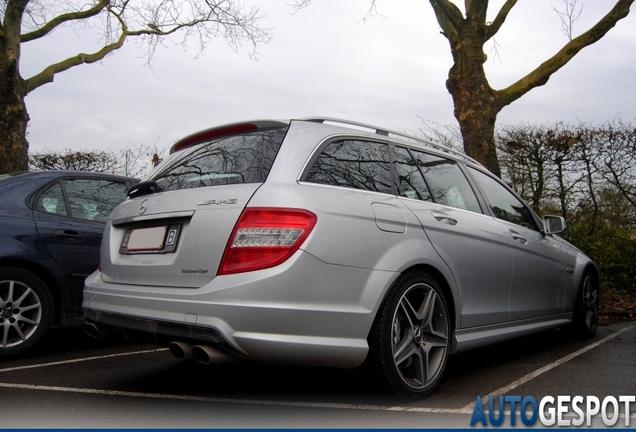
[0, 280, 43, 348]
[390, 282, 449, 390]
[582, 275, 598, 333]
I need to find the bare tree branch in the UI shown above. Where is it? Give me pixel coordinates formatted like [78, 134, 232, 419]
[553, 0, 583, 41]
[24, 7, 128, 94]
[485, 0, 518, 40]
[428, 0, 463, 43]
[497, 0, 634, 108]
[20, 0, 109, 42]
[465, 0, 488, 25]
[288, 0, 313, 12]
[21, 0, 270, 93]
[3, 0, 29, 55]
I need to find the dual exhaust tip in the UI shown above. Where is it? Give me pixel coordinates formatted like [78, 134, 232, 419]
[83, 322, 108, 339]
[168, 341, 239, 365]
[83, 322, 238, 365]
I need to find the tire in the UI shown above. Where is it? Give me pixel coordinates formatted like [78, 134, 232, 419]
[569, 272, 599, 339]
[365, 271, 451, 399]
[0, 267, 54, 357]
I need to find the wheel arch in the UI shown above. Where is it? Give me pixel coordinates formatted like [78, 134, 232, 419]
[584, 263, 600, 286]
[583, 262, 601, 305]
[383, 263, 458, 338]
[363, 262, 456, 398]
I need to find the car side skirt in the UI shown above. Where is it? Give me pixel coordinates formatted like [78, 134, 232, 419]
[452, 313, 572, 354]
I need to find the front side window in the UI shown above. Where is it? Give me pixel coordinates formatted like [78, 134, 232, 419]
[305, 140, 393, 194]
[411, 150, 481, 213]
[468, 167, 537, 230]
[150, 128, 287, 191]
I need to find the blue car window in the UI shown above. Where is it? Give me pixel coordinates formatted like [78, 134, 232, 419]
[62, 179, 128, 222]
[36, 183, 68, 217]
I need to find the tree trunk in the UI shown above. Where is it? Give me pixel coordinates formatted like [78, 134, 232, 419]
[445, 16, 502, 177]
[0, 57, 29, 174]
[429, 0, 634, 179]
[0, 1, 29, 175]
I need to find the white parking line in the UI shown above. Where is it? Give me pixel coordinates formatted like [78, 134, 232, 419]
[461, 323, 636, 411]
[1, 324, 633, 417]
[0, 348, 168, 373]
[0, 381, 472, 414]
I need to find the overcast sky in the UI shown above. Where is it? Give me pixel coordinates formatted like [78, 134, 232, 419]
[19, 0, 636, 157]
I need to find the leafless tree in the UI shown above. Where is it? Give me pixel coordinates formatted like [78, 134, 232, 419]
[29, 148, 120, 172]
[1, 0, 270, 174]
[29, 143, 166, 177]
[294, 0, 634, 176]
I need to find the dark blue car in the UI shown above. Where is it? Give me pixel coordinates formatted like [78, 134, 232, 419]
[0, 171, 138, 356]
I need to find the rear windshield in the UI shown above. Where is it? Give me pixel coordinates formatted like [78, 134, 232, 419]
[149, 127, 288, 191]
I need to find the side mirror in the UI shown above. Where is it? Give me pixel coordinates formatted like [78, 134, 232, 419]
[543, 215, 566, 235]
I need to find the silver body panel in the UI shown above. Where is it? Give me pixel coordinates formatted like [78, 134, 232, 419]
[84, 119, 596, 369]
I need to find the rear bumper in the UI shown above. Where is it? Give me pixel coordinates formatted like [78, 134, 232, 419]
[83, 251, 398, 368]
[83, 308, 246, 358]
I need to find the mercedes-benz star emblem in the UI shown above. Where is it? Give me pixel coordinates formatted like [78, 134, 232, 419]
[138, 199, 149, 215]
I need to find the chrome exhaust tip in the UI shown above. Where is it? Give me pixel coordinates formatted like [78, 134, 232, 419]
[168, 341, 193, 360]
[83, 322, 105, 338]
[192, 345, 240, 365]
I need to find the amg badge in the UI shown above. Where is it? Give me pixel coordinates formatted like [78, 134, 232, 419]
[197, 199, 238, 206]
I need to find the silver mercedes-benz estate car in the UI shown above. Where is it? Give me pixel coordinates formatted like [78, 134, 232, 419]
[83, 118, 599, 399]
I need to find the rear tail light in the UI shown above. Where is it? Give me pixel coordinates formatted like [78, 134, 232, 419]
[218, 208, 317, 275]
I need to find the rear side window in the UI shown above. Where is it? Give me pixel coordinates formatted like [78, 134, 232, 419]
[150, 128, 287, 191]
[37, 183, 68, 217]
[305, 140, 393, 194]
[36, 178, 129, 222]
[395, 146, 432, 201]
[63, 179, 128, 222]
[411, 150, 482, 213]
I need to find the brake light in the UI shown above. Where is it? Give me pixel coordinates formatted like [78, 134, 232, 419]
[171, 123, 258, 153]
[218, 208, 317, 275]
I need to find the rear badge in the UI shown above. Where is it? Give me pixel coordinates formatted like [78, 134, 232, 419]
[182, 268, 210, 275]
[138, 199, 149, 215]
[198, 199, 238, 206]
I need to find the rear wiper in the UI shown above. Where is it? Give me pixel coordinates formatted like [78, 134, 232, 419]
[127, 180, 162, 198]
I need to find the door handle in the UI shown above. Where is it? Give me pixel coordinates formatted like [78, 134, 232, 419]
[431, 210, 457, 225]
[53, 229, 85, 242]
[509, 230, 527, 244]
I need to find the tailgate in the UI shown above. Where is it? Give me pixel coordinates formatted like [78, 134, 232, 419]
[100, 184, 260, 287]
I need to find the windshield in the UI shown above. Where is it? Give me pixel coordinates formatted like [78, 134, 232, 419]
[149, 127, 288, 191]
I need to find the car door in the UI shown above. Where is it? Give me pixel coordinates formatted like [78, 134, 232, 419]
[33, 176, 130, 310]
[466, 166, 568, 320]
[394, 146, 513, 328]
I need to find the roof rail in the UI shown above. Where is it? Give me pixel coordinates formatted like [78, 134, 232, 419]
[300, 117, 479, 165]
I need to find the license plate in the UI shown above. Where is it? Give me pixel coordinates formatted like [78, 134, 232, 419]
[126, 226, 168, 251]
[119, 224, 181, 254]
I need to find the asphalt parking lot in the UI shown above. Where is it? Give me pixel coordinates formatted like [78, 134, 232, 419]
[0, 321, 634, 428]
